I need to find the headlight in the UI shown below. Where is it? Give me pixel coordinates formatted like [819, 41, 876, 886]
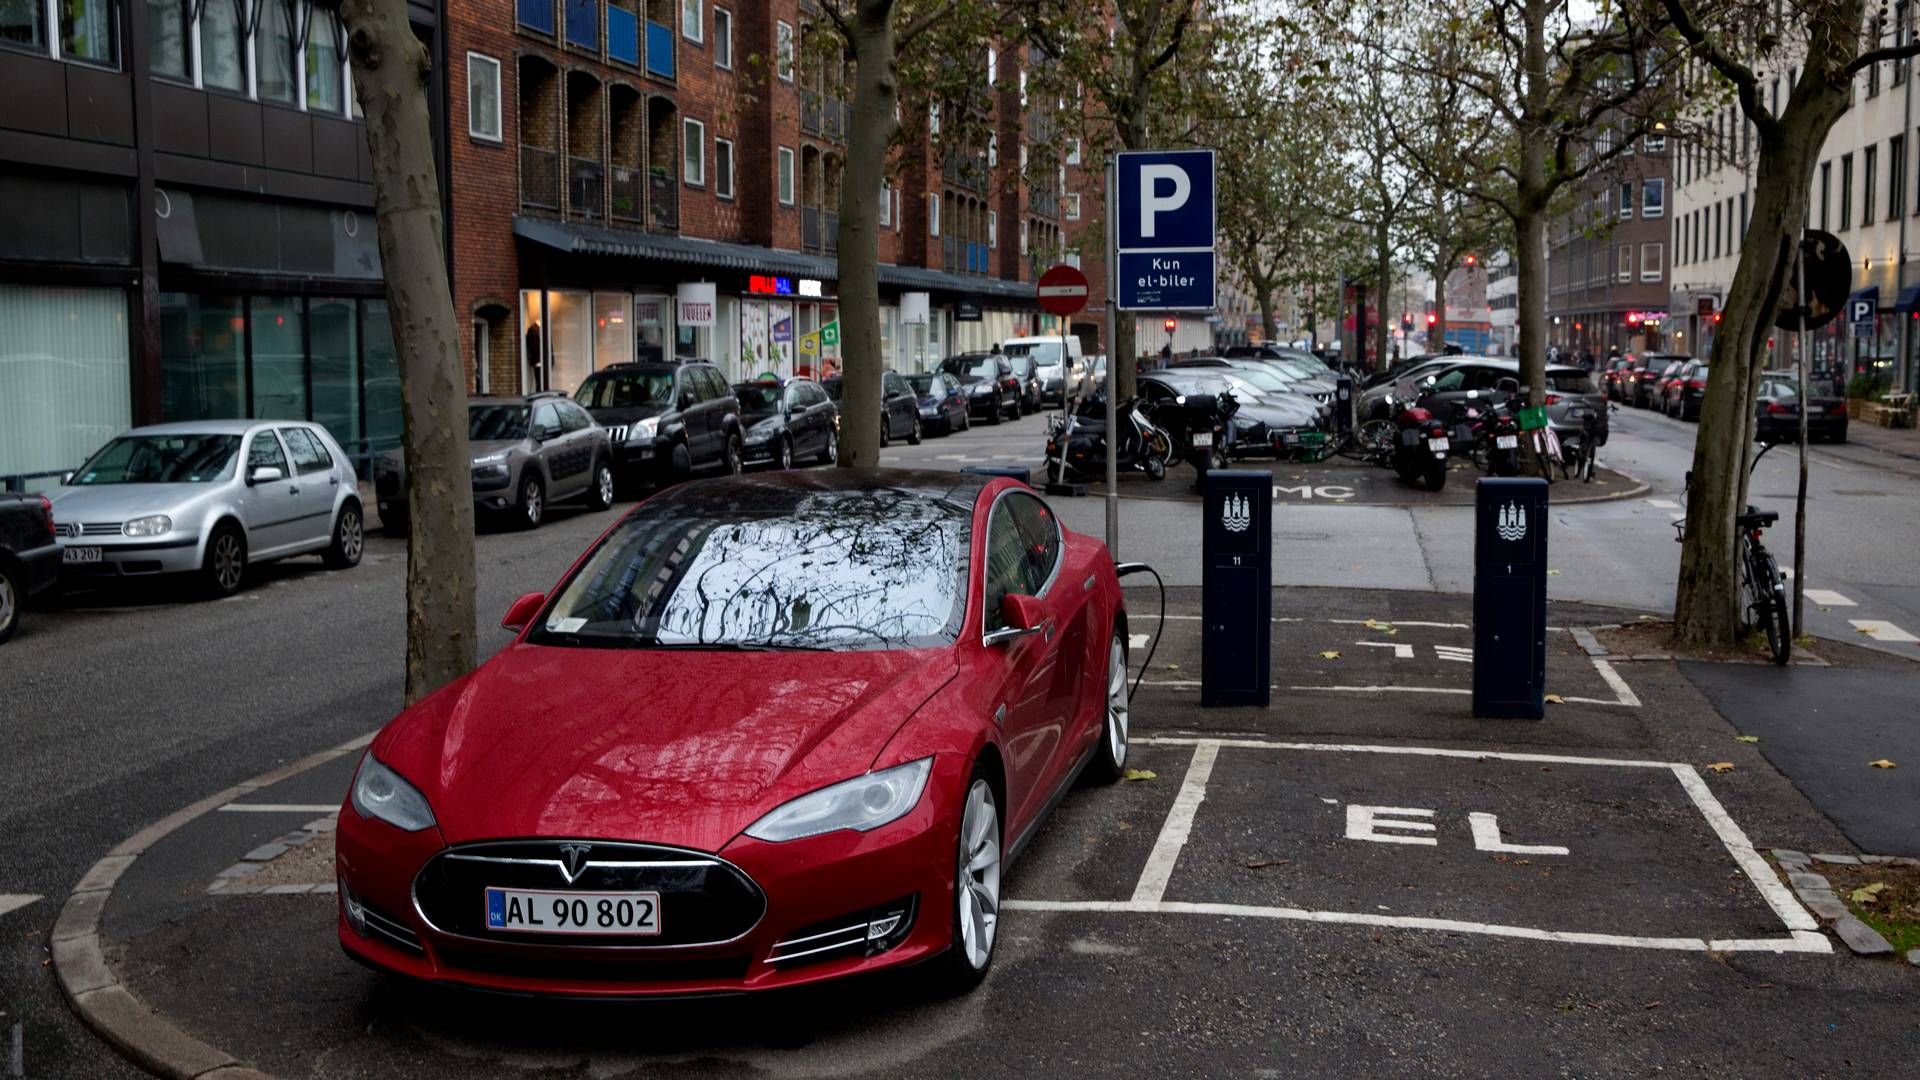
[124, 514, 172, 537]
[350, 753, 437, 832]
[471, 451, 509, 466]
[630, 417, 660, 441]
[743, 758, 932, 842]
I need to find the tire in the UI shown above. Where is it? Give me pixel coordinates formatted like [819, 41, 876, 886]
[668, 441, 693, 482]
[908, 414, 923, 445]
[380, 505, 410, 537]
[200, 522, 247, 599]
[879, 414, 892, 447]
[926, 771, 1002, 996]
[959, 409, 971, 432]
[585, 459, 616, 510]
[0, 561, 20, 645]
[818, 429, 838, 465]
[1746, 548, 1792, 665]
[723, 434, 744, 476]
[517, 473, 545, 530]
[776, 436, 794, 471]
[1425, 458, 1448, 491]
[1143, 454, 1166, 481]
[322, 502, 365, 569]
[986, 398, 1002, 425]
[1086, 630, 1131, 783]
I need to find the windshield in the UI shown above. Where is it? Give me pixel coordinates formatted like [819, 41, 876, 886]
[1547, 371, 1600, 394]
[469, 404, 530, 441]
[71, 434, 243, 485]
[940, 357, 999, 379]
[907, 374, 938, 396]
[1003, 342, 1064, 366]
[820, 378, 844, 401]
[576, 371, 675, 409]
[531, 491, 971, 650]
[1226, 368, 1294, 394]
[735, 384, 783, 414]
[1273, 360, 1323, 380]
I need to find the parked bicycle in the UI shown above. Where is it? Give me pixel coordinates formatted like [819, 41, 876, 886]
[1674, 448, 1791, 665]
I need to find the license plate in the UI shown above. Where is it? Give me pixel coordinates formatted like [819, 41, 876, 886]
[1428, 437, 1450, 452]
[1191, 432, 1213, 448]
[63, 546, 101, 564]
[1806, 405, 1823, 414]
[1496, 435, 1518, 449]
[1567, 408, 1588, 419]
[484, 888, 661, 936]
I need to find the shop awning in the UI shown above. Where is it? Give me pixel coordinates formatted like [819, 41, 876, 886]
[1893, 283, 1920, 312]
[513, 216, 1038, 305]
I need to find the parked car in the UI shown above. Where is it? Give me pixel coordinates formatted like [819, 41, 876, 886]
[51, 421, 364, 598]
[734, 377, 840, 469]
[1626, 353, 1690, 408]
[908, 372, 972, 435]
[1357, 355, 1503, 419]
[820, 372, 923, 445]
[1141, 370, 1311, 456]
[1004, 335, 1084, 405]
[1755, 372, 1849, 444]
[1601, 357, 1636, 401]
[1411, 359, 1607, 446]
[1663, 359, 1710, 420]
[940, 354, 1023, 424]
[335, 470, 1130, 997]
[575, 362, 743, 486]
[0, 492, 60, 644]
[1172, 357, 1333, 411]
[1006, 354, 1044, 414]
[379, 394, 615, 534]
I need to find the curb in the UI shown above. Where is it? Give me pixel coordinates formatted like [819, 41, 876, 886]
[52, 731, 375, 1080]
[1084, 474, 1653, 508]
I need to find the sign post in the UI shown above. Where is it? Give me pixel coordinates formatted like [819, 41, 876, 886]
[1038, 264, 1090, 496]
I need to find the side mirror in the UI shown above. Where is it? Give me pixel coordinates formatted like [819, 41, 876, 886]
[249, 465, 284, 485]
[680, 391, 696, 410]
[985, 593, 1048, 646]
[62, 471, 74, 485]
[501, 591, 546, 632]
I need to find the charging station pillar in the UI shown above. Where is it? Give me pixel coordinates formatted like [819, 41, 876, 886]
[1202, 470, 1271, 707]
[1473, 477, 1549, 719]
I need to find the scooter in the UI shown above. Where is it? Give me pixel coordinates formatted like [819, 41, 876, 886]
[1390, 391, 1451, 491]
[1046, 396, 1174, 481]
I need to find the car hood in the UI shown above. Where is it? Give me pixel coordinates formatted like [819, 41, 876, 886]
[585, 403, 669, 425]
[48, 483, 221, 519]
[374, 644, 960, 853]
[468, 438, 525, 460]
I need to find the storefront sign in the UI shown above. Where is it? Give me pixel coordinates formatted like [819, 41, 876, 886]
[956, 299, 983, 321]
[773, 314, 793, 343]
[748, 275, 795, 296]
[798, 278, 825, 298]
[900, 292, 930, 326]
[821, 320, 840, 346]
[1625, 311, 1667, 325]
[677, 282, 716, 326]
[800, 332, 821, 356]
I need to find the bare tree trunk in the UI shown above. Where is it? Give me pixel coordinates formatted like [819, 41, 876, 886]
[340, 0, 476, 703]
[834, 0, 900, 468]
[1256, 282, 1276, 340]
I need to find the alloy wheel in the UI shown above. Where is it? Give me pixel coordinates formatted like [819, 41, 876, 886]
[1106, 635, 1130, 768]
[597, 465, 615, 506]
[340, 509, 364, 563]
[523, 480, 543, 527]
[956, 779, 1001, 971]
[213, 533, 244, 592]
[779, 437, 793, 470]
[0, 572, 15, 635]
[727, 436, 744, 475]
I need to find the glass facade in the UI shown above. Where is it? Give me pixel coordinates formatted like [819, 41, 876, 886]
[0, 285, 131, 484]
[159, 294, 246, 422]
[257, 0, 298, 104]
[251, 295, 307, 419]
[148, 0, 189, 79]
[200, 0, 246, 92]
[547, 289, 593, 395]
[306, 7, 343, 112]
[593, 292, 633, 367]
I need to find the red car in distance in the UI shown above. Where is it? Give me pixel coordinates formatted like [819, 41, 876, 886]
[335, 470, 1130, 997]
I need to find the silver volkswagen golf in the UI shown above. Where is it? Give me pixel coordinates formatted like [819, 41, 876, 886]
[49, 420, 365, 597]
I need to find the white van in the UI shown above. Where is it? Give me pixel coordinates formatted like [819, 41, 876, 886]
[1002, 335, 1085, 405]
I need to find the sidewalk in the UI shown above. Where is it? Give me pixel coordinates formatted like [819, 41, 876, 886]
[1847, 417, 1920, 463]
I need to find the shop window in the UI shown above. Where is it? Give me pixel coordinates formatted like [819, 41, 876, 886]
[310, 298, 360, 450]
[0, 285, 131, 481]
[200, 0, 246, 92]
[547, 289, 593, 395]
[159, 293, 247, 424]
[594, 292, 633, 367]
[362, 301, 401, 457]
[468, 53, 503, 141]
[148, 1, 190, 80]
[307, 6, 345, 114]
[633, 294, 669, 362]
[519, 290, 548, 390]
[60, 0, 118, 66]
[251, 296, 308, 420]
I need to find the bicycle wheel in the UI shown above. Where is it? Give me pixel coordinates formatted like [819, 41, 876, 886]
[1351, 419, 1396, 460]
[1751, 548, 1791, 665]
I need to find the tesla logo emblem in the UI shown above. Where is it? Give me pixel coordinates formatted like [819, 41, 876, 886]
[557, 843, 593, 883]
[1222, 493, 1251, 533]
[1496, 502, 1528, 542]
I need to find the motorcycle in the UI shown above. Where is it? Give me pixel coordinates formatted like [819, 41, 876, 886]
[1351, 390, 1450, 491]
[1046, 396, 1175, 481]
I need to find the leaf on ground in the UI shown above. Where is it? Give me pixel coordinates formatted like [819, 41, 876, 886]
[1547, 569, 1562, 576]
[1850, 882, 1888, 905]
[1319, 650, 1341, 660]
[1362, 618, 1393, 631]
[1122, 769, 1157, 782]
[1870, 759, 1898, 769]
[1544, 693, 1565, 704]
[1245, 859, 1291, 869]
[1642, 1001, 1663, 1010]
[1705, 762, 1736, 773]
[1165, 663, 1180, 670]
[1735, 735, 1761, 743]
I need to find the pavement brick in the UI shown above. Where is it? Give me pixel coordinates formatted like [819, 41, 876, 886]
[1803, 897, 1850, 920]
[1788, 871, 1833, 893]
[1833, 916, 1896, 956]
[241, 843, 288, 863]
[1771, 849, 1809, 864]
[1811, 853, 1861, 865]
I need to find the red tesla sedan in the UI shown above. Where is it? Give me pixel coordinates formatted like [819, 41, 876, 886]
[335, 470, 1129, 996]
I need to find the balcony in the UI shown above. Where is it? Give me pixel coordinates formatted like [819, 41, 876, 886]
[569, 157, 605, 219]
[803, 207, 823, 253]
[824, 211, 839, 255]
[611, 165, 643, 221]
[823, 98, 846, 140]
[649, 168, 677, 229]
[801, 90, 822, 136]
[943, 150, 986, 194]
[1031, 189, 1059, 220]
[521, 145, 560, 210]
[608, 7, 640, 65]
[646, 20, 675, 80]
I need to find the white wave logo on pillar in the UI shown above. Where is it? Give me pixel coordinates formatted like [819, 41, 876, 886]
[1496, 501, 1528, 542]
[1222, 492, 1251, 533]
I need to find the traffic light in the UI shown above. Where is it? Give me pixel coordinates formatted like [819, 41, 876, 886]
[1426, 312, 1438, 327]
[1163, 318, 1176, 333]
[1464, 253, 1477, 267]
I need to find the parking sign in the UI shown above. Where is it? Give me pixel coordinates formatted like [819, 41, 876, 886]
[1114, 149, 1216, 310]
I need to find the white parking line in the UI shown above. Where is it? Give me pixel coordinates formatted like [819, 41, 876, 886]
[1802, 589, 1856, 607]
[1129, 633, 1151, 650]
[1130, 742, 1219, 905]
[1850, 619, 1920, 643]
[0, 894, 42, 918]
[1667, 763, 1817, 932]
[218, 803, 340, 813]
[1587, 658, 1642, 707]
[1647, 498, 1680, 509]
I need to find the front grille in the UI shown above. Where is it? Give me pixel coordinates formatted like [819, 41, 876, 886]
[608, 425, 629, 442]
[54, 523, 79, 538]
[61, 522, 123, 537]
[769, 895, 917, 968]
[436, 946, 751, 983]
[413, 841, 766, 949]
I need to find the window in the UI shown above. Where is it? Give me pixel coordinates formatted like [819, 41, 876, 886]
[1865, 145, 1879, 224]
[1842, 153, 1854, 229]
[1713, 202, 1722, 258]
[988, 209, 997, 248]
[1018, 69, 1027, 106]
[200, 0, 246, 92]
[879, 181, 891, 225]
[1821, 160, 1832, 229]
[258, 0, 298, 104]
[987, 131, 997, 167]
[929, 102, 940, 136]
[1642, 177, 1664, 217]
[777, 146, 795, 204]
[1739, 191, 1748, 238]
[307, 6, 343, 112]
[148, 1, 189, 79]
[251, 296, 307, 419]
[929, 193, 941, 236]
[59, 0, 117, 65]
[681, 0, 702, 41]
[1892, 136, 1907, 217]
[248, 431, 290, 477]
[279, 428, 332, 474]
[1644, 132, 1666, 152]
[1019, 218, 1028, 255]
[1618, 244, 1632, 283]
[1619, 182, 1634, 219]
[1641, 242, 1663, 282]
[986, 46, 996, 87]
[468, 54, 502, 142]
[1066, 193, 1081, 220]
[681, 118, 705, 185]
[1, 0, 46, 49]
[713, 137, 733, 199]
[775, 20, 793, 81]
[713, 7, 731, 68]
[1067, 138, 1082, 166]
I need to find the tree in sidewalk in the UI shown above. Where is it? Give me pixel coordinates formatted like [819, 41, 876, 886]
[1660, 0, 1920, 648]
[333, 0, 476, 703]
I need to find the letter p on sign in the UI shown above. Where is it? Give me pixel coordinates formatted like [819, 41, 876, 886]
[1139, 164, 1191, 239]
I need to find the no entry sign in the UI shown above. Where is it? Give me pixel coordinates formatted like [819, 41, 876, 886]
[1038, 264, 1090, 316]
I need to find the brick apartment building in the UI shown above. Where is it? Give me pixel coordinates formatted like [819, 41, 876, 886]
[1546, 132, 1674, 358]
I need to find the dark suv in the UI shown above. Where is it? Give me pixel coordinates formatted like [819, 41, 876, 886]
[575, 362, 744, 484]
[939, 353, 1022, 423]
[0, 492, 61, 645]
[375, 393, 615, 533]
